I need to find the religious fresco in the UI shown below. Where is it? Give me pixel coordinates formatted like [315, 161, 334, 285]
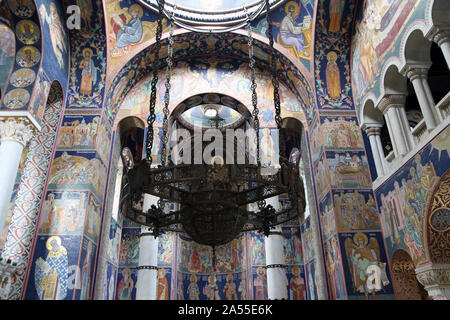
[105, 0, 169, 72]
[157, 267, 171, 300]
[326, 150, 372, 189]
[333, 189, 380, 232]
[6, 0, 36, 18]
[252, 266, 268, 300]
[24, 235, 81, 300]
[282, 226, 303, 265]
[351, 0, 424, 109]
[286, 265, 306, 300]
[105, 32, 315, 127]
[38, 191, 88, 236]
[311, 115, 364, 153]
[249, 232, 265, 266]
[0, 24, 16, 93]
[75, 237, 97, 299]
[47, 151, 107, 198]
[57, 115, 101, 150]
[178, 271, 246, 300]
[252, 0, 315, 70]
[105, 218, 121, 265]
[313, 151, 329, 198]
[158, 232, 174, 267]
[15, 45, 40, 68]
[102, 261, 117, 300]
[314, 0, 356, 110]
[83, 193, 101, 244]
[15, 20, 40, 44]
[28, 69, 51, 128]
[324, 235, 346, 300]
[376, 126, 450, 266]
[116, 266, 137, 300]
[301, 216, 315, 262]
[116, 57, 306, 129]
[118, 227, 140, 267]
[319, 192, 336, 241]
[36, 0, 69, 88]
[339, 232, 394, 300]
[65, 0, 106, 109]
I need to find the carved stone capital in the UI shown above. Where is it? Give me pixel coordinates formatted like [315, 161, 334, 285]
[0, 117, 34, 147]
[415, 264, 450, 300]
[362, 123, 383, 137]
[377, 94, 406, 114]
[404, 66, 430, 82]
[428, 28, 450, 46]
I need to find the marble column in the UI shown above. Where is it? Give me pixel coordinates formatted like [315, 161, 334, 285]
[431, 30, 450, 71]
[264, 196, 288, 300]
[378, 95, 412, 158]
[416, 264, 450, 300]
[135, 194, 159, 300]
[0, 118, 33, 237]
[405, 67, 439, 130]
[363, 125, 385, 176]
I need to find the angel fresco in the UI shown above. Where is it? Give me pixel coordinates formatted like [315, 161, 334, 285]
[344, 233, 390, 299]
[39, 2, 68, 70]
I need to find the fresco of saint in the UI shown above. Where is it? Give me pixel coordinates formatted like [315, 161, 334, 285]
[34, 236, 68, 300]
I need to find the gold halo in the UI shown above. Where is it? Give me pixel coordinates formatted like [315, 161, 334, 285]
[226, 274, 233, 281]
[129, 4, 144, 18]
[46, 236, 62, 250]
[190, 274, 197, 282]
[285, 1, 300, 18]
[256, 267, 265, 275]
[158, 268, 166, 277]
[82, 48, 93, 57]
[327, 51, 338, 61]
[122, 268, 132, 276]
[353, 233, 368, 246]
[292, 266, 300, 275]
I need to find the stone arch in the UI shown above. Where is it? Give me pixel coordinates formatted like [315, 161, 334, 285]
[399, 23, 432, 71]
[391, 249, 427, 300]
[425, 0, 450, 32]
[379, 60, 407, 103]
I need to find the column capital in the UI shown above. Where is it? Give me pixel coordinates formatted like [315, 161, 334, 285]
[416, 263, 450, 300]
[377, 94, 406, 114]
[403, 65, 430, 82]
[0, 117, 34, 147]
[427, 27, 450, 46]
[361, 123, 383, 136]
[0, 257, 20, 300]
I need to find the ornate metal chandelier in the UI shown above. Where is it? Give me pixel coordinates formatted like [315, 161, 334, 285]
[120, 0, 305, 248]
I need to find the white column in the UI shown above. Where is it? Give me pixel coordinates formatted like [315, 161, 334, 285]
[264, 196, 288, 300]
[135, 194, 159, 300]
[378, 95, 412, 157]
[405, 67, 438, 130]
[0, 118, 33, 236]
[363, 125, 385, 176]
[431, 30, 450, 71]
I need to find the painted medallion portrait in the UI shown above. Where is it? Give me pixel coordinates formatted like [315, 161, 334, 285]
[3, 88, 30, 109]
[10, 68, 36, 87]
[7, 0, 35, 18]
[16, 46, 40, 67]
[15, 20, 40, 44]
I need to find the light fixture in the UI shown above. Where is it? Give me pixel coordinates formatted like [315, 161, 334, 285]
[120, 0, 305, 251]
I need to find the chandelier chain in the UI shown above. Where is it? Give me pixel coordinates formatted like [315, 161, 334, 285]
[146, 0, 166, 164]
[161, 7, 175, 167]
[246, 14, 261, 165]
